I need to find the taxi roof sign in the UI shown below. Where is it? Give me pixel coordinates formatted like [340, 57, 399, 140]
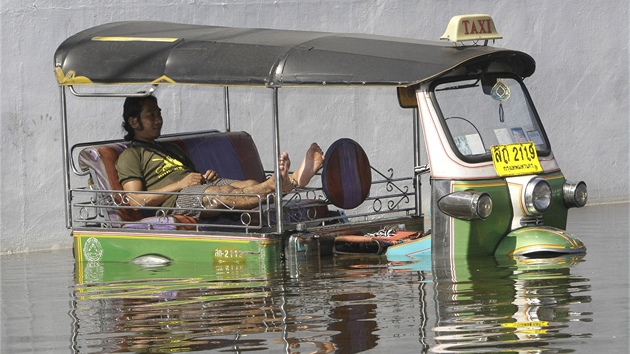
[440, 14, 502, 44]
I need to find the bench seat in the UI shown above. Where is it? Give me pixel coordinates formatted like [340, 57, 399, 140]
[76, 130, 328, 230]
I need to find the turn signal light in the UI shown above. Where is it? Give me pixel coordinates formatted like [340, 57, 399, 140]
[438, 190, 493, 220]
[563, 181, 588, 208]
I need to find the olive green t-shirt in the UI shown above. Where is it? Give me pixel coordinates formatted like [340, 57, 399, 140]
[116, 142, 194, 208]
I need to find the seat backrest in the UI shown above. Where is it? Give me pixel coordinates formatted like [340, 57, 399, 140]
[77, 131, 266, 222]
[78, 143, 140, 222]
[321, 138, 372, 209]
[177, 131, 265, 183]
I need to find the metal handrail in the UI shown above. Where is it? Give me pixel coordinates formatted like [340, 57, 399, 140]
[69, 129, 221, 176]
[68, 174, 417, 231]
[68, 85, 157, 98]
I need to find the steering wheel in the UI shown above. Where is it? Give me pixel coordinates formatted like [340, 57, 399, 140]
[444, 116, 486, 152]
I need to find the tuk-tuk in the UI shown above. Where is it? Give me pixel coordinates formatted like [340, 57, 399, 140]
[54, 14, 586, 269]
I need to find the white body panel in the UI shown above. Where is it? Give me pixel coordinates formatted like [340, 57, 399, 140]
[416, 89, 561, 180]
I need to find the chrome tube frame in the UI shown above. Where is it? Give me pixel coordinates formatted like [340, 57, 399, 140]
[224, 86, 231, 132]
[413, 106, 422, 217]
[62, 85, 156, 229]
[68, 85, 156, 97]
[272, 88, 284, 234]
[60, 86, 72, 229]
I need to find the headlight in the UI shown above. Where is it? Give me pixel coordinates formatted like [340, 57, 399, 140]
[524, 177, 552, 215]
[438, 190, 493, 220]
[563, 181, 588, 208]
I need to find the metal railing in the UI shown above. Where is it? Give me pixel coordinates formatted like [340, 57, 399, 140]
[69, 167, 417, 234]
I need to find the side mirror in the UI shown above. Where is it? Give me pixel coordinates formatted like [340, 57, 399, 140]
[397, 86, 418, 108]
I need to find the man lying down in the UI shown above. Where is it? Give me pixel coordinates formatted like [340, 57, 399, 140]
[116, 95, 324, 220]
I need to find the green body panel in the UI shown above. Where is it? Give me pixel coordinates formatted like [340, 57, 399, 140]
[76, 255, 281, 285]
[542, 173, 569, 229]
[450, 180, 512, 257]
[449, 173, 575, 257]
[73, 229, 283, 267]
[74, 256, 281, 306]
[495, 226, 585, 257]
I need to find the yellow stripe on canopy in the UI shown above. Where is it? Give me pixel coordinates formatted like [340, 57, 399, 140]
[92, 36, 179, 42]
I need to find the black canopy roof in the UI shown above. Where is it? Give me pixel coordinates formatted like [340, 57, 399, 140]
[54, 21, 535, 87]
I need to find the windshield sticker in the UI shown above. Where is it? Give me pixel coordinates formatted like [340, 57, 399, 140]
[494, 128, 513, 144]
[454, 134, 485, 156]
[526, 130, 545, 145]
[491, 79, 511, 101]
[510, 127, 528, 143]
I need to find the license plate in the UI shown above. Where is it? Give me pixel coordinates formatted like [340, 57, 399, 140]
[491, 142, 543, 177]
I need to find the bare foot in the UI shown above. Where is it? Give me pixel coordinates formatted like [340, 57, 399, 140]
[279, 151, 293, 193]
[291, 143, 324, 187]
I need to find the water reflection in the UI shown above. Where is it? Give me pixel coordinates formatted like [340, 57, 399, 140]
[327, 292, 378, 353]
[431, 255, 592, 353]
[70, 253, 591, 353]
[72, 261, 285, 353]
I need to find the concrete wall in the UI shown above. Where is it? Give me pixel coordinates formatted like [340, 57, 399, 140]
[1, 0, 628, 253]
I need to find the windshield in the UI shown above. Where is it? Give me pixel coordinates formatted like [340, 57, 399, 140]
[432, 75, 549, 162]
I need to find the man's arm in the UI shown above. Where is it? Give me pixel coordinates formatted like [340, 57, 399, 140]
[121, 172, 206, 207]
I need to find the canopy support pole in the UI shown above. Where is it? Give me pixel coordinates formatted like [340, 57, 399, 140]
[223, 87, 231, 132]
[272, 88, 284, 234]
[59, 87, 72, 228]
[413, 106, 422, 218]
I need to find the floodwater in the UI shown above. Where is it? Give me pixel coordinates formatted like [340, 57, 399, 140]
[1, 203, 628, 353]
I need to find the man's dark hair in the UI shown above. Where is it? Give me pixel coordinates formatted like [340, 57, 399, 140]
[122, 95, 158, 141]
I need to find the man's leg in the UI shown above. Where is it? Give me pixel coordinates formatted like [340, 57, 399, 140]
[218, 144, 322, 192]
[290, 143, 325, 187]
[198, 144, 323, 217]
[199, 152, 292, 216]
[200, 182, 270, 214]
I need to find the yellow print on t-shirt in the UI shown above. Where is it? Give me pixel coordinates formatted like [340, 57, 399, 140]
[153, 156, 187, 179]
